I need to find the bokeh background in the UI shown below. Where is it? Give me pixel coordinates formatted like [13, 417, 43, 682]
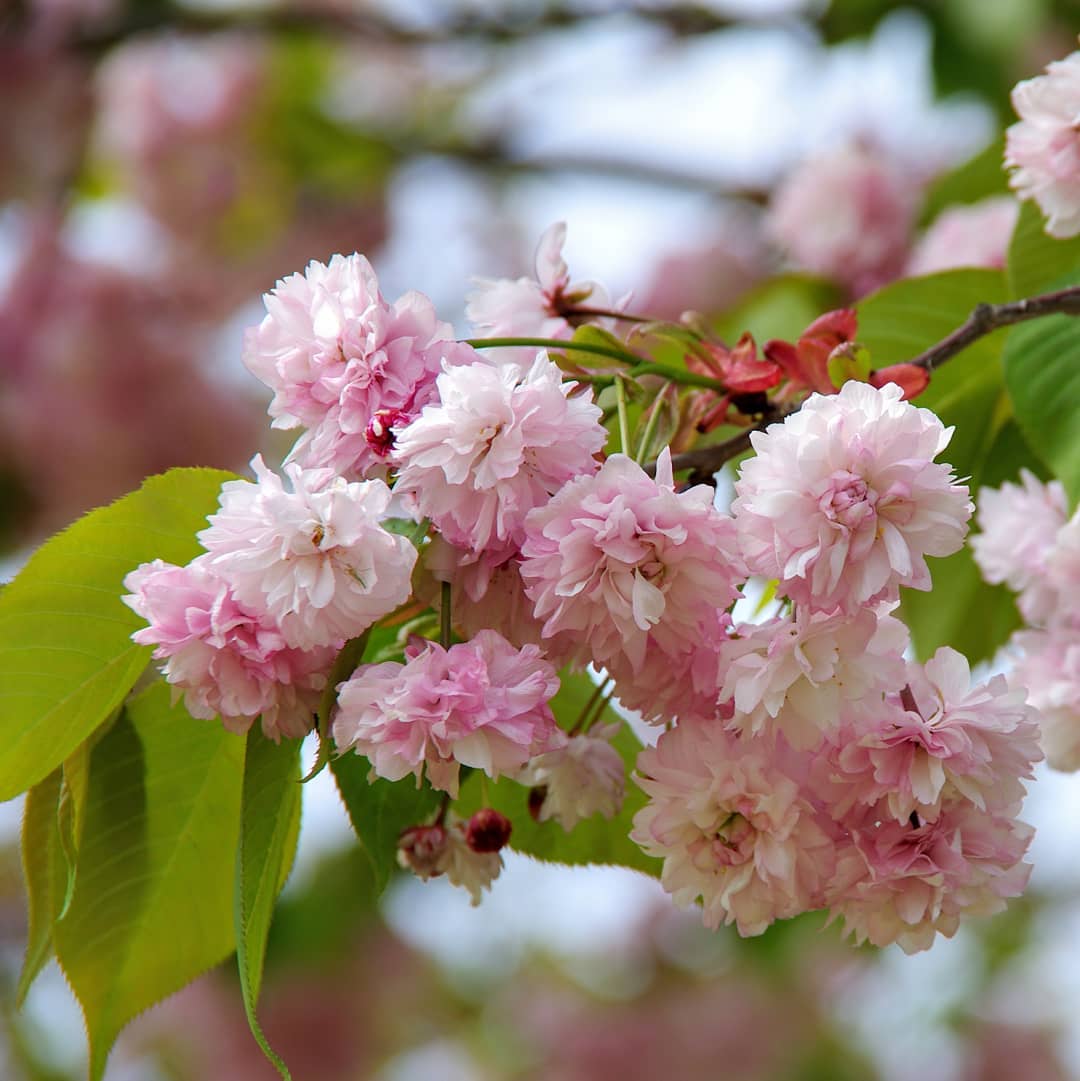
[3, 0, 1080, 1077]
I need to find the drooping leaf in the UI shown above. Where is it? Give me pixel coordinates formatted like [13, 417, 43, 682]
[17, 769, 66, 1004]
[235, 729, 303, 1080]
[0, 467, 237, 801]
[330, 753, 441, 898]
[457, 670, 657, 876]
[54, 681, 244, 1081]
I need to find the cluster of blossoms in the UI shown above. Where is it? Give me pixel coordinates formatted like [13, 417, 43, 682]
[124, 222, 1043, 939]
[972, 470, 1080, 769]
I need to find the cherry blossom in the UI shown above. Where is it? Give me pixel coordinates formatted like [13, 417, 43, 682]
[242, 253, 475, 476]
[632, 719, 834, 936]
[393, 353, 605, 555]
[733, 381, 971, 613]
[827, 799, 1033, 954]
[332, 630, 565, 797]
[719, 606, 908, 750]
[1006, 50, 1080, 238]
[122, 558, 334, 740]
[520, 449, 744, 672]
[971, 469, 1069, 625]
[198, 455, 416, 649]
[518, 722, 626, 831]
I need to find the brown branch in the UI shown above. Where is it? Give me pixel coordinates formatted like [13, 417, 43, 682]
[909, 284, 1080, 371]
[48, 2, 755, 55]
[655, 283, 1080, 485]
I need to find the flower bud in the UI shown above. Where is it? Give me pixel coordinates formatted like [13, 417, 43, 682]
[465, 808, 512, 853]
[397, 824, 449, 879]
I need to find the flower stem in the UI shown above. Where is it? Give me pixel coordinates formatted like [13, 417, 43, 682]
[440, 581, 452, 650]
[465, 336, 643, 366]
[570, 674, 610, 736]
[615, 376, 631, 455]
[635, 382, 670, 463]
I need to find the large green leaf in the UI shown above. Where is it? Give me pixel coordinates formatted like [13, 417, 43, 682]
[457, 670, 657, 876]
[1006, 200, 1080, 298]
[235, 729, 302, 1080]
[54, 682, 244, 1081]
[17, 768, 66, 1004]
[330, 754, 441, 898]
[1003, 292, 1080, 507]
[0, 467, 237, 801]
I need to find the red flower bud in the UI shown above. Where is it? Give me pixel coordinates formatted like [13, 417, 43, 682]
[465, 808, 512, 853]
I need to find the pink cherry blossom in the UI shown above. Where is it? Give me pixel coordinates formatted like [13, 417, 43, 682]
[1005, 51, 1080, 238]
[466, 221, 617, 343]
[518, 722, 626, 831]
[907, 197, 1019, 275]
[607, 615, 730, 727]
[632, 719, 834, 936]
[198, 455, 416, 650]
[1011, 626, 1080, 771]
[834, 647, 1041, 823]
[765, 143, 918, 296]
[733, 381, 971, 613]
[392, 353, 605, 555]
[123, 558, 334, 740]
[827, 799, 1034, 954]
[719, 607, 908, 750]
[332, 630, 565, 797]
[242, 253, 475, 476]
[520, 449, 745, 672]
[971, 469, 1069, 625]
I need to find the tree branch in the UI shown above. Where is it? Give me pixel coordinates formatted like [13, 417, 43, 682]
[50, 2, 756, 54]
[908, 284, 1080, 371]
[657, 283, 1080, 484]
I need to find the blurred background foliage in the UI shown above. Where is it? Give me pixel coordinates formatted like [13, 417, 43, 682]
[3, 0, 1080, 1078]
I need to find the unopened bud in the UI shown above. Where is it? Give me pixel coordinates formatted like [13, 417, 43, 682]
[397, 824, 449, 878]
[465, 808, 512, 853]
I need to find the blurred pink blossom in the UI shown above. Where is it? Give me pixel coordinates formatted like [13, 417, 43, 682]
[908, 197, 1019, 275]
[766, 143, 918, 296]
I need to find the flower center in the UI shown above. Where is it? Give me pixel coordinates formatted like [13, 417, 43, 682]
[818, 469, 876, 529]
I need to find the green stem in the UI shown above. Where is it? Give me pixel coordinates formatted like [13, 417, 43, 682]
[635, 382, 670, 463]
[581, 679, 617, 735]
[440, 581, 452, 650]
[615, 376, 631, 456]
[465, 336, 643, 366]
[627, 361, 726, 391]
[569, 675, 610, 736]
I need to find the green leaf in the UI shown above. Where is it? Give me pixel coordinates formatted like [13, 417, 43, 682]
[457, 670, 657, 876]
[0, 467, 237, 801]
[1003, 291, 1080, 506]
[331, 754, 441, 898]
[713, 274, 842, 345]
[235, 730, 303, 1080]
[1007, 200, 1080, 299]
[17, 768, 67, 1004]
[54, 681, 244, 1081]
